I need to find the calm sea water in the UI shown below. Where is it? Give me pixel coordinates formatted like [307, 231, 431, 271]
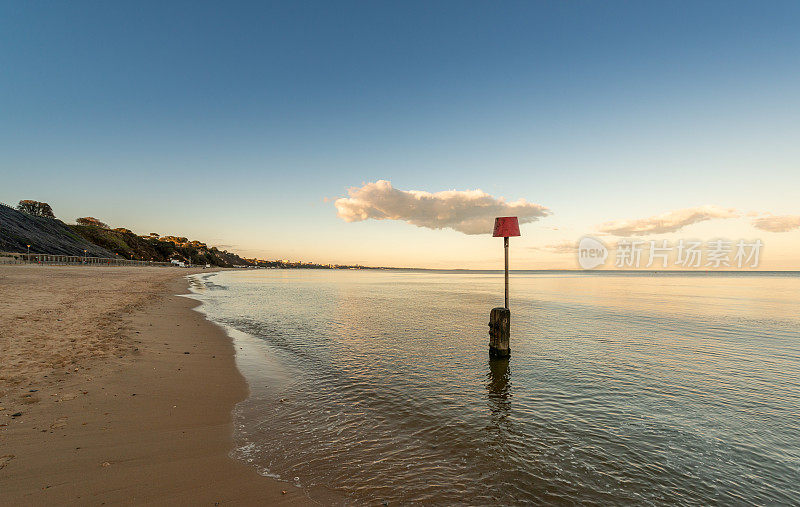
[188, 270, 800, 505]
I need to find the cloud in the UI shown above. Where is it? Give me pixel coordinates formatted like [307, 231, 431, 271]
[597, 205, 739, 237]
[335, 180, 550, 235]
[751, 214, 800, 232]
[530, 241, 576, 254]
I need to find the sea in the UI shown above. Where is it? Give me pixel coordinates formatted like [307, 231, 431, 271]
[187, 269, 800, 505]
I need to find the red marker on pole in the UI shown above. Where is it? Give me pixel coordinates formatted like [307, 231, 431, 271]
[489, 217, 520, 359]
[492, 217, 521, 309]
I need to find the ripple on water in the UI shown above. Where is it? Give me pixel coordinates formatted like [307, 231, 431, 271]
[191, 270, 800, 504]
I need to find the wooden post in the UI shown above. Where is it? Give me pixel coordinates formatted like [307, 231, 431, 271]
[489, 307, 510, 359]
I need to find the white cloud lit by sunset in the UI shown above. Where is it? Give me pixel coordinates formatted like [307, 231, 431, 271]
[597, 205, 740, 237]
[751, 215, 800, 232]
[335, 180, 550, 235]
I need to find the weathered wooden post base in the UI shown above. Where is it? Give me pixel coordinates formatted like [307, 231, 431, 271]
[489, 307, 510, 359]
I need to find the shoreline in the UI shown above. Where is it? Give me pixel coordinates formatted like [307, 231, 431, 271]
[0, 265, 314, 504]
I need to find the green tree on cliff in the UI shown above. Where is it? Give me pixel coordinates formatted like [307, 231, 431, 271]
[17, 200, 55, 218]
[76, 217, 110, 229]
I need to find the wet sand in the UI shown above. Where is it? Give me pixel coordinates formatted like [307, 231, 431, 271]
[0, 265, 312, 504]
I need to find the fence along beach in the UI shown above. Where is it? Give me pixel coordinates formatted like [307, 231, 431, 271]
[1, 252, 174, 266]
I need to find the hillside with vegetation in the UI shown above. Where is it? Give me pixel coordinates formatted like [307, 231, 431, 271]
[0, 202, 113, 257]
[1, 199, 252, 267]
[70, 226, 252, 267]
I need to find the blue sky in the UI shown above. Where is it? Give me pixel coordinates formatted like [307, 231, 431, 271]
[2, 1, 799, 268]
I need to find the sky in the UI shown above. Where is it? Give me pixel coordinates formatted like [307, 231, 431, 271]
[1, 1, 799, 269]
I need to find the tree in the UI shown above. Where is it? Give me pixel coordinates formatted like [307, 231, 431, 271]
[161, 236, 188, 244]
[76, 217, 110, 229]
[17, 200, 55, 218]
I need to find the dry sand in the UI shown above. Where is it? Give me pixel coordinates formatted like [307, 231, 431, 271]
[0, 265, 314, 505]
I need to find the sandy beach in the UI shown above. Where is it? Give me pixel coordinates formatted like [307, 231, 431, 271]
[0, 265, 313, 505]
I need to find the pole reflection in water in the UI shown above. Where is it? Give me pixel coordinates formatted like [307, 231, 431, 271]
[486, 358, 512, 428]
